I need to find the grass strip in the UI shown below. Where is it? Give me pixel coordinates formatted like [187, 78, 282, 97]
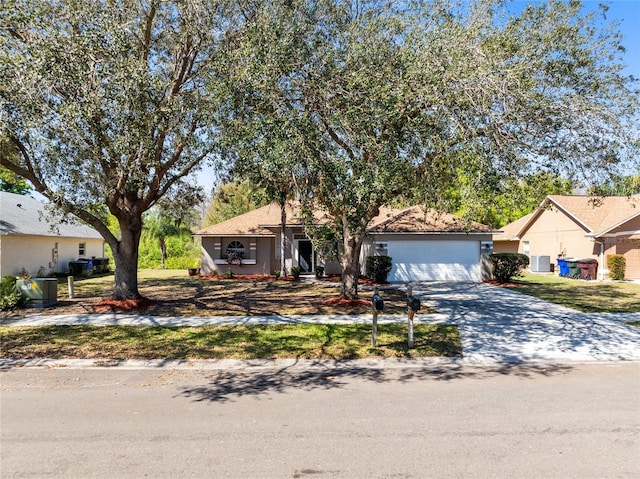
[501, 274, 640, 313]
[0, 324, 461, 360]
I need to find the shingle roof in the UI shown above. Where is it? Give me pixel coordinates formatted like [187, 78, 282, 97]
[547, 195, 640, 236]
[495, 195, 640, 240]
[368, 206, 495, 233]
[493, 213, 533, 241]
[194, 202, 299, 236]
[194, 202, 495, 236]
[0, 191, 103, 239]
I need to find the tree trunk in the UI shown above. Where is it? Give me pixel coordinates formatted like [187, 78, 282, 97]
[159, 237, 167, 269]
[340, 232, 363, 300]
[280, 201, 287, 276]
[110, 216, 143, 300]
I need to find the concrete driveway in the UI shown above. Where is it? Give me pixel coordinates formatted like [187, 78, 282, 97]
[410, 281, 640, 364]
[3, 282, 640, 365]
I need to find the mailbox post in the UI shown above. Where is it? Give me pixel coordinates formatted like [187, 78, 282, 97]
[406, 286, 421, 348]
[371, 287, 384, 347]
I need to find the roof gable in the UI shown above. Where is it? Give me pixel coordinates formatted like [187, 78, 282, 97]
[1, 191, 103, 239]
[501, 195, 640, 239]
[194, 202, 300, 236]
[544, 195, 639, 236]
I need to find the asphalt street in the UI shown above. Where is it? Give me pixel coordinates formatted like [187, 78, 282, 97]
[1, 362, 639, 478]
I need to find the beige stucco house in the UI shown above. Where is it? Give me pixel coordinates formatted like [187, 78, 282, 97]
[193, 202, 496, 282]
[493, 195, 640, 280]
[0, 191, 104, 277]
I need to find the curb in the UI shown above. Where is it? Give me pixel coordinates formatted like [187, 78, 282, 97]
[3, 356, 638, 371]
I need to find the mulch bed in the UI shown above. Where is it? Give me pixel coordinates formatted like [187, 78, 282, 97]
[324, 297, 370, 308]
[319, 275, 390, 287]
[89, 274, 389, 314]
[199, 274, 296, 281]
[198, 273, 389, 286]
[92, 297, 155, 313]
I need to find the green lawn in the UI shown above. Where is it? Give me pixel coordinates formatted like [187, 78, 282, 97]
[0, 324, 462, 360]
[501, 273, 640, 313]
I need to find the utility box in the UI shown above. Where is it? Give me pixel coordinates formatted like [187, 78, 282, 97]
[16, 278, 58, 308]
[530, 255, 551, 273]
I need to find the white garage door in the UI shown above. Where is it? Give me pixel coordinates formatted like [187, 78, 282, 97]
[387, 240, 481, 282]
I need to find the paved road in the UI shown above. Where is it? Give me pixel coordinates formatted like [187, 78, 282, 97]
[1, 362, 639, 478]
[3, 281, 639, 365]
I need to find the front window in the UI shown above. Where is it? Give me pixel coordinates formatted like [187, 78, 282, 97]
[79, 242, 86, 256]
[225, 240, 245, 262]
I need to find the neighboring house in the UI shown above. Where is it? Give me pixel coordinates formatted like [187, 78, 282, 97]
[493, 195, 640, 280]
[193, 202, 496, 282]
[0, 191, 104, 277]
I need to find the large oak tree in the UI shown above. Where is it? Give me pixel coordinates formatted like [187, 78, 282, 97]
[0, 0, 234, 299]
[219, 0, 639, 299]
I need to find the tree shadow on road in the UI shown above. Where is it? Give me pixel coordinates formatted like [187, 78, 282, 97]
[178, 365, 387, 403]
[396, 361, 574, 382]
[177, 361, 574, 403]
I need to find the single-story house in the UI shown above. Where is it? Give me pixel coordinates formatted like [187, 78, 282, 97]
[0, 191, 105, 277]
[493, 194, 640, 280]
[193, 202, 496, 282]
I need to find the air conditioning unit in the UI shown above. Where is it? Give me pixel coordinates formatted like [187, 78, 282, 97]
[530, 255, 551, 272]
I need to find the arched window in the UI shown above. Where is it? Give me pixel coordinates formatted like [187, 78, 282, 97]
[226, 240, 245, 259]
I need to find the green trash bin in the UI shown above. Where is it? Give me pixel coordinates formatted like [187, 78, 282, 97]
[566, 260, 581, 279]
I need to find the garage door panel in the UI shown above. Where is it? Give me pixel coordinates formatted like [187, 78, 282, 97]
[392, 263, 480, 282]
[387, 240, 481, 282]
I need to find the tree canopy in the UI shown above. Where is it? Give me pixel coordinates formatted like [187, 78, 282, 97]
[204, 180, 268, 226]
[219, 0, 640, 298]
[1, 0, 638, 301]
[0, 0, 232, 298]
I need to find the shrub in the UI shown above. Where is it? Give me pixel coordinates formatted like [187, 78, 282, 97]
[365, 255, 393, 283]
[607, 255, 626, 280]
[315, 266, 325, 279]
[488, 253, 530, 283]
[291, 266, 301, 280]
[1, 275, 28, 311]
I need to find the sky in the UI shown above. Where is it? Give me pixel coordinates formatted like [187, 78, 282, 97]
[192, 0, 640, 193]
[509, 0, 640, 79]
[588, 0, 639, 81]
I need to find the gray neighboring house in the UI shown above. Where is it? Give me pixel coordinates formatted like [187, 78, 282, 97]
[0, 191, 104, 277]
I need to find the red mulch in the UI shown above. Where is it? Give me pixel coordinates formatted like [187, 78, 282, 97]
[93, 297, 155, 313]
[199, 274, 297, 281]
[324, 297, 370, 308]
[320, 275, 390, 287]
[197, 273, 388, 286]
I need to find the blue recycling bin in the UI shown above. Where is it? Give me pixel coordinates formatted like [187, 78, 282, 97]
[556, 258, 570, 277]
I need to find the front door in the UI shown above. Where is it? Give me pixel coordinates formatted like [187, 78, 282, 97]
[298, 240, 313, 273]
